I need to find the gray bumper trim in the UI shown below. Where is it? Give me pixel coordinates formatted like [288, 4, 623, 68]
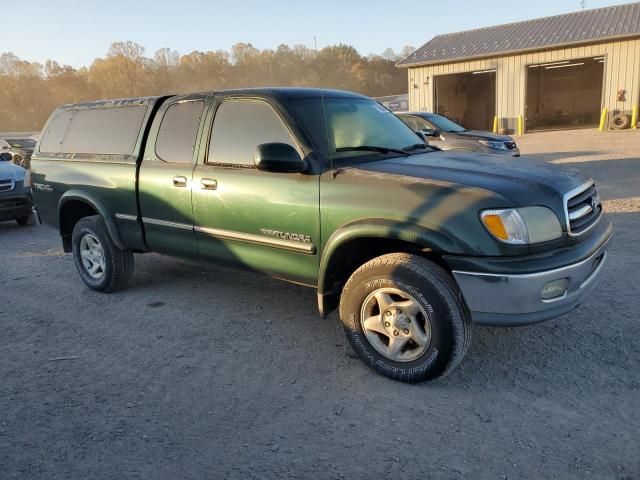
[452, 239, 609, 326]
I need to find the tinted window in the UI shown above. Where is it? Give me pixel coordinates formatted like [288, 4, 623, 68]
[400, 116, 420, 131]
[39, 110, 74, 153]
[155, 101, 204, 163]
[7, 139, 36, 149]
[61, 105, 147, 155]
[208, 100, 296, 166]
[424, 114, 466, 132]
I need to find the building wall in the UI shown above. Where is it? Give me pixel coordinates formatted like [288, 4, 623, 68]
[406, 38, 640, 132]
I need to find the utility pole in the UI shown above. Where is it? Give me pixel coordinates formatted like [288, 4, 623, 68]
[580, 0, 587, 10]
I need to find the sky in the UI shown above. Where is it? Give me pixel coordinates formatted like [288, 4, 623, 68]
[3, 0, 638, 67]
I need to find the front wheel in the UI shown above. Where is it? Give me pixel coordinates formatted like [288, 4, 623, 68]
[339, 253, 472, 383]
[71, 215, 134, 292]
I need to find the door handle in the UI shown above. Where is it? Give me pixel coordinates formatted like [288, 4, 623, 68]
[173, 176, 188, 187]
[200, 178, 218, 190]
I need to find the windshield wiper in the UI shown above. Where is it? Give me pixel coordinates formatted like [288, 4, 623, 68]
[402, 143, 429, 152]
[403, 143, 443, 152]
[336, 145, 408, 156]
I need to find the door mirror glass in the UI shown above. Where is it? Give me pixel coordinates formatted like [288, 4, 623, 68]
[420, 128, 439, 137]
[255, 143, 306, 173]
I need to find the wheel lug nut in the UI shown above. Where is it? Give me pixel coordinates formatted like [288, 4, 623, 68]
[384, 321, 391, 327]
[393, 330, 399, 337]
[403, 329, 409, 335]
[406, 318, 411, 323]
[386, 311, 392, 317]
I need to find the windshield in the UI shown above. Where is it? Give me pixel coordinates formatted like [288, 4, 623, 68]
[7, 139, 36, 149]
[425, 115, 466, 133]
[289, 96, 425, 160]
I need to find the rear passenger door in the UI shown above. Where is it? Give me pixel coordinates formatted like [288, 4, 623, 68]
[138, 96, 206, 257]
[191, 96, 320, 286]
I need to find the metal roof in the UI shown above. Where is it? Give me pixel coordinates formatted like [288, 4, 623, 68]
[397, 2, 640, 67]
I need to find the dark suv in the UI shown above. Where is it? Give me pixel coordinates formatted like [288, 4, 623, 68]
[0, 137, 37, 169]
[397, 112, 520, 157]
[0, 152, 34, 226]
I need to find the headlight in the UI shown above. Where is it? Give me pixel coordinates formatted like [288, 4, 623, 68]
[479, 140, 508, 150]
[480, 207, 562, 245]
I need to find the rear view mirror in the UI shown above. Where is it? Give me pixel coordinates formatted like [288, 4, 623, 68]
[0, 152, 11, 162]
[420, 128, 439, 137]
[255, 143, 306, 173]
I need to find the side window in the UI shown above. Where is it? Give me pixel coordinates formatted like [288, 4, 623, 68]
[62, 106, 147, 155]
[208, 100, 297, 166]
[400, 116, 419, 131]
[155, 101, 205, 163]
[415, 117, 433, 130]
[39, 110, 74, 153]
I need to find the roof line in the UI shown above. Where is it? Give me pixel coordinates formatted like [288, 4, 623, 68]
[396, 31, 640, 68]
[414, 2, 640, 42]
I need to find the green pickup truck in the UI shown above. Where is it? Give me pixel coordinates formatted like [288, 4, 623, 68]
[31, 88, 612, 383]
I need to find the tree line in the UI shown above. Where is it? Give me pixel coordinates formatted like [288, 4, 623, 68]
[0, 42, 414, 132]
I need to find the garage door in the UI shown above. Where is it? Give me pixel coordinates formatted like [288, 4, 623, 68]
[433, 70, 496, 131]
[526, 57, 604, 131]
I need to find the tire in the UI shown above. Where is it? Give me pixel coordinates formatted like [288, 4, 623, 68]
[339, 253, 472, 383]
[71, 215, 134, 292]
[611, 113, 631, 130]
[15, 213, 35, 226]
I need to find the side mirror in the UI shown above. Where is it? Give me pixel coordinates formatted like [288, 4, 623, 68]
[0, 152, 11, 162]
[420, 128, 439, 137]
[255, 143, 306, 173]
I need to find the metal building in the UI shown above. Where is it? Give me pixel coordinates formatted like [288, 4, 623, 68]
[397, 2, 640, 133]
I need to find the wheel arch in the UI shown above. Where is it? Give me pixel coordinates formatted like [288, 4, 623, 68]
[58, 190, 125, 252]
[317, 219, 464, 317]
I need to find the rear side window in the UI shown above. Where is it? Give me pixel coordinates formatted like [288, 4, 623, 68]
[39, 110, 74, 153]
[39, 105, 147, 156]
[155, 101, 204, 163]
[208, 100, 297, 166]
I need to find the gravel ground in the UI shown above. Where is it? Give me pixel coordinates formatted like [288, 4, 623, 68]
[1, 128, 639, 479]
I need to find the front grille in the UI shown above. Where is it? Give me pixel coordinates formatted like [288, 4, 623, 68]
[504, 141, 517, 150]
[564, 181, 602, 236]
[0, 179, 15, 192]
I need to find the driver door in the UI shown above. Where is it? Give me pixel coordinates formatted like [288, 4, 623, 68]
[191, 95, 320, 286]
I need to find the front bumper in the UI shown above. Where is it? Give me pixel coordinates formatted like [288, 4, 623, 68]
[0, 193, 34, 222]
[450, 228, 611, 326]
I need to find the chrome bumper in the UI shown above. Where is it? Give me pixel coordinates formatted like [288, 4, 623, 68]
[452, 239, 609, 326]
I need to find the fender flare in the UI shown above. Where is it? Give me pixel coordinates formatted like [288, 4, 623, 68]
[318, 218, 467, 296]
[58, 190, 126, 250]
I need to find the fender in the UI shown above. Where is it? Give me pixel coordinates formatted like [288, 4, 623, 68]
[317, 218, 471, 315]
[58, 190, 126, 250]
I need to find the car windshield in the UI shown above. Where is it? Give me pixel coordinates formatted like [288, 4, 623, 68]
[7, 139, 36, 149]
[289, 95, 426, 161]
[425, 115, 466, 133]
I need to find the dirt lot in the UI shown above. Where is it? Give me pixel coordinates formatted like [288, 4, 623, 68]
[1, 129, 639, 479]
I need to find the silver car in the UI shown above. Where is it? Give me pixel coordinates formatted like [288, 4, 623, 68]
[398, 112, 520, 157]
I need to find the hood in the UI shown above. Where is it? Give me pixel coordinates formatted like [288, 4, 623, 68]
[445, 130, 513, 142]
[354, 150, 586, 212]
[0, 160, 25, 182]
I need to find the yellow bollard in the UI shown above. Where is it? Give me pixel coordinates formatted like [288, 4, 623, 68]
[492, 116, 498, 134]
[632, 105, 638, 130]
[517, 115, 524, 136]
[599, 107, 608, 131]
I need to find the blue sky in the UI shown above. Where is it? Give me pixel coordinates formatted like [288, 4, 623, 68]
[5, 0, 637, 67]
